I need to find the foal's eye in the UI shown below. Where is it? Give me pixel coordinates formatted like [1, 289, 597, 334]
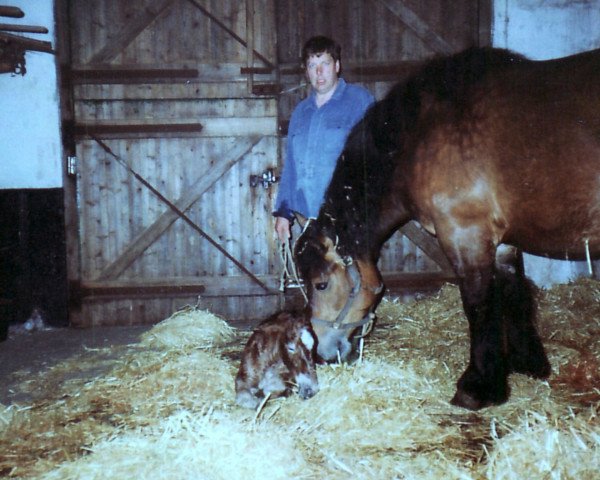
[315, 282, 328, 291]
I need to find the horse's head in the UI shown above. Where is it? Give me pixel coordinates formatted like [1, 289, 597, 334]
[295, 227, 384, 362]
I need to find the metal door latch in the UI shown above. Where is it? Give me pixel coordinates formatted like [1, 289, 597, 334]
[67, 156, 77, 176]
[250, 169, 278, 189]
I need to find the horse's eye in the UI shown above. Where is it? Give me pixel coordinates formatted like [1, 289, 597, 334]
[315, 282, 328, 291]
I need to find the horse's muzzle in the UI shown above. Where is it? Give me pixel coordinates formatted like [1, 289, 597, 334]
[316, 328, 352, 362]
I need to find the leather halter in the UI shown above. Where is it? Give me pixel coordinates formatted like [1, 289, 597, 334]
[311, 258, 383, 331]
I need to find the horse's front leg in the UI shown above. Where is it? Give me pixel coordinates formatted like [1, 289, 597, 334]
[450, 263, 511, 410]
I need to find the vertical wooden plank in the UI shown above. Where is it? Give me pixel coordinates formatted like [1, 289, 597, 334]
[477, 0, 492, 47]
[246, 0, 255, 94]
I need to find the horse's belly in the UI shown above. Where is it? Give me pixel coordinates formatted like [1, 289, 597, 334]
[508, 223, 600, 261]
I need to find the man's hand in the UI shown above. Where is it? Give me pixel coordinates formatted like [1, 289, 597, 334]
[275, 216, 291, 243]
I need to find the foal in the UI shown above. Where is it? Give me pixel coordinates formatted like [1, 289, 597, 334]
[235, 311, 319, 409]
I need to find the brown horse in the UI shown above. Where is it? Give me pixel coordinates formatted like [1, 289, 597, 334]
[294, 47, 600, 410]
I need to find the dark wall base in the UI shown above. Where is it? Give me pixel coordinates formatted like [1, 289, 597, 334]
[0, 189, 68, 337]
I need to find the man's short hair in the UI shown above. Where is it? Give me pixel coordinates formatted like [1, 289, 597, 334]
[301, 36, 341, 67]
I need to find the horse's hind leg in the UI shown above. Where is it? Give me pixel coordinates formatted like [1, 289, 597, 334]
[495, 246, 551, 379]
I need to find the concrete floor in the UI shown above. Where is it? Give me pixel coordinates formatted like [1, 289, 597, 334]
[0, 316, 261, 406]
[0, 325, 152, 405]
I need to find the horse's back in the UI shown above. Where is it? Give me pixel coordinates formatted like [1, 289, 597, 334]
[487, 48, 600, 126]
[409, 48, 600, 260]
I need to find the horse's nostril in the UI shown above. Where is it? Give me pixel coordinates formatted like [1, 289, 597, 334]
[298, 382, 318, 399]
[301, 387, 315, 399]
[336, 338, 352, 361]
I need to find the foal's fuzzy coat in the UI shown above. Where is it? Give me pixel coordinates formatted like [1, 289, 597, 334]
[235, 311, 319, 409]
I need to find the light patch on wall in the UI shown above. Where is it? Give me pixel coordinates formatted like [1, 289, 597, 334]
[0, 0, 62, 189]
[493, 0, 600, 59]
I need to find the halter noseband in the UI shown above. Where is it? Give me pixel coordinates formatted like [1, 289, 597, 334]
[311, 258, 383, 333]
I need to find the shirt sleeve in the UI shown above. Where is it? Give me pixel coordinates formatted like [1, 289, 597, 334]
[358, 88, 376, 118]
[273, 112, 298, 221]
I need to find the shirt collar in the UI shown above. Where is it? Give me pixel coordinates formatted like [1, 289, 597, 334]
[309, 77, 347, 107]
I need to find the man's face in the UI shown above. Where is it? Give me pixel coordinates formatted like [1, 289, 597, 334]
[305, 52, 340, 96]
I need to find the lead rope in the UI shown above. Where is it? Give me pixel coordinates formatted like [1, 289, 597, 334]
[278, 238, 309, 304]
[357, 313, 376, 362]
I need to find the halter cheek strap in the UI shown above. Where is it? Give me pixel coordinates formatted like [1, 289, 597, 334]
[311, 259, 384, 332]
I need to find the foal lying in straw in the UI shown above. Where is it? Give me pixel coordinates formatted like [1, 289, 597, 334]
[235, 311, 319, 409]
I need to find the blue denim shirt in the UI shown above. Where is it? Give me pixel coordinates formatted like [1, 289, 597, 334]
[274, 78, 375, 219]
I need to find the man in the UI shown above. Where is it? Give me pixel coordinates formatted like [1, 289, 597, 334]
[273, 36, 375, 242]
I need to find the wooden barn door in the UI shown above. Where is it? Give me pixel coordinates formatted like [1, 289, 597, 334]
[59, 0, 491, 326]
[61, 0, 282, 326]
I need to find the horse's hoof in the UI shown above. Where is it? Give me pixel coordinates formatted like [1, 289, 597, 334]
[452, 367, 509, 410]
[450, 389, 501, 410]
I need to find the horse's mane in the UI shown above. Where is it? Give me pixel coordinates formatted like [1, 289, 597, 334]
[314, 47, 527, 259]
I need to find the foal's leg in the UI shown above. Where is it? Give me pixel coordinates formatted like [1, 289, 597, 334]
[495, 246, 551, 378]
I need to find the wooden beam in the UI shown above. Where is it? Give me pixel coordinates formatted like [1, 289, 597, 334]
[77, 271, 457, 305]
[0, 6, 24, 18]
[78, 275, 280, 300]
[241, 67, 273, 75]
[399, 221, 455, 273]
[88, 0, 177, 64]
[97, 137, 262, 281]
[193, 117, 277, 137]
[77, 281, 206, 299]
[73, 123, 203, 139]
[0, 23, 48, 34]
[73, 82, 269, 101]
[279, 59, 423, 80]
[67, 67, 199, 84]
[347, 60, 421, 79]
[377, 0, 455, 54]
[252, 83, 280, 96]
[72, 62, 273, 85]
[279, 60, 420, 75]
[74, 118, 276, 139]
[0, 31, 53, 53]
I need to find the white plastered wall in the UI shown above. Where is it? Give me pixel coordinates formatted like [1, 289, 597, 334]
[0, 0, 62, 189]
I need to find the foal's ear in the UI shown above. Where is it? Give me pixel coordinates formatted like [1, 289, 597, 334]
[299, 327, 315, 351]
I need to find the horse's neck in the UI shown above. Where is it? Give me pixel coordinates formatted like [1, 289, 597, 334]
[366, 186, 412, 245]
[360, 198, 412, 262]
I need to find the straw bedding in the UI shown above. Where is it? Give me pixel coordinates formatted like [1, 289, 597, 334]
[1, 280, 598, 479]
